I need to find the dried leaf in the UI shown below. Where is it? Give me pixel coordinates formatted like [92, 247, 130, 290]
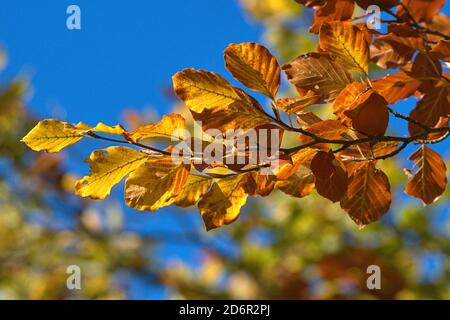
[372, 71, 421, 104]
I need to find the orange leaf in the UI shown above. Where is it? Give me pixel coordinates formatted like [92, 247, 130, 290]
[397, 0, 445, 23]
[340, 162, 391, 228]
[404, 145, 447, 205]
[224, 42, 280, 99]
[372, 71, 421, 104]
[319, 21, 369, 75]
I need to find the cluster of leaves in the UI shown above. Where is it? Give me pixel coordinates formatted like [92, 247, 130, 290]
[22, 0, 450, 231]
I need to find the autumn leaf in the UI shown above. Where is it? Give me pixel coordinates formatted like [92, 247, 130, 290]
[410, 52, 442, 81]
[198, 173, 254, 231]
[276, 148, 316, 198]
[173, 174, 212, 207]
[404, 145, 447, 205]
[308, 0, 354, 34]
[319, 21, 369, 75]
[397, 0, 445, 23]
[334, 82, 368, 127]
[172, 69, 272, 131]
[125, 156, 190, 211]
[370, 33, 422, 69]
[21, 119, 85, 153]
[276, 91, 321, 114]
[340, 162, 392, 228]
[299, 119, 348, 147]
[408, 85, 450, 136]
[344, 89, 389, 136]
[372, 71, 421, 104]
[75, 146, 148, 200]
[431, 40, 450, 61]
[224, 42, 280, 99]
[282, 52, 353, 102]
[125, 113, 186, 142]
[310, 150, 349, 202]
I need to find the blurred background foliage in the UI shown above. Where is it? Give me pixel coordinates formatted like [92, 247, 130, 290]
[0, 0, 448, 299]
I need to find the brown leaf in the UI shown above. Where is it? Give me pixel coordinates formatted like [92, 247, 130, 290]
[344, 89, 389, 136]
[224, 42, 280, 99]
[370, 33, 422, 69]
[319, 21, 369, 75]
[408, 85, 450, 136]
[404, 145, 447, 205]
[397, 0, 445, 23]
[410, 52, 442, 81]
[340, 161, 391, 228]
[431, 40, 450, 62]
[334, 82, 369, 127]
[282, 52, 353, 102]
[309, 0, 354, 34]
[310, 150, 349, 202]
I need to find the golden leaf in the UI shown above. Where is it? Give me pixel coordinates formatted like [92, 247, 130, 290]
[276, 91, 321, 114]
[225, 42, 280, 99]
[125, 156, 190, 211]
[173, 69, 272, 131]
[173, 174, 212, 207]
[21, 119, 85, 153]
[404, 145, 447, 205]
[125, 113, 186, 142]
[340, 162, 392, 228]
[319, 21, 369, 75]
[75, 146, 148, 200]
[198, 173, 254, 231]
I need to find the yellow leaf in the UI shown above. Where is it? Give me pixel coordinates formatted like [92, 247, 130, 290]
[173, 68, 272, 131]
[319, 21, 369, 76]
[125, 113, 186, 142]
[75, 146, 148, 200]
[21, 119, 85, 153]
[125, 156, 190, 211]
[224, 42, 280, 99]
[173, 174, 212, 207]
[198, 173, 253, 231]
[72, 122, 125, 136]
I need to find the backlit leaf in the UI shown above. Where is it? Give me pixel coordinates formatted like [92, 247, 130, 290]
[319, 21, 369, 75]
[125, 156, 190, 211]
[224, 42, 280, 99]
[404, 145, 447, 204]
[340, 162, 392, 228]
[198, 173, 254, 231]
[75, 146, 148, 200]
[125, 113, 186, 142]
[282, 52, 353, 101]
